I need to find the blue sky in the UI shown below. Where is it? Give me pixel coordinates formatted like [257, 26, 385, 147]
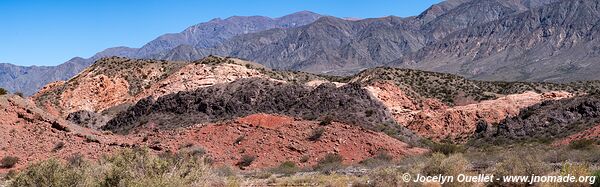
[0, 0, 442, 66]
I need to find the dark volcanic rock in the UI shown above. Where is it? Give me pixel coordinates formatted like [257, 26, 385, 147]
[103, 78, 420, 143]
[471, 95, 600, 145]
[66, 110, 110, 129]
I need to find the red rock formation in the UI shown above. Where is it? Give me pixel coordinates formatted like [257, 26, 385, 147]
[1, 98, 426, 173]
[32, 59, 272, 117]
[366, 81, 573, 142]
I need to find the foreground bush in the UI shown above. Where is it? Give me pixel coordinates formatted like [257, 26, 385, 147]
[10, 148, 231, 187]
[489, 151, 551, 186]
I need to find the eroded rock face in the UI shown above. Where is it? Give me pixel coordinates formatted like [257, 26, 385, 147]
[133, 62, 269, 101]
[0, 95, 132, 172]
[103, 78, 421, 145]
[66, 110, 111, 129]
[366, 81, 573, 142]
[60, 75, 131, 115]
[472, 95, 600, 145]
[32, 57, 273, 118]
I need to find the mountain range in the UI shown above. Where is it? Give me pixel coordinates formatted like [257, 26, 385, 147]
[2, 0, 600, 96]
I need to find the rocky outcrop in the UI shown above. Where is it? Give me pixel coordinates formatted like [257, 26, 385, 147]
[32, 56, 277, 118]
[366, 81, 573, 142]
[103, 78, 421, 144]
[2, 94, 427, 172]
[471, 95, 600, 145]
[0, 95, 131, 172]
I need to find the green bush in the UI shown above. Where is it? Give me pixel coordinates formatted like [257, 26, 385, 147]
[0, 88, 7, 95]
[1, 156, 19, 168]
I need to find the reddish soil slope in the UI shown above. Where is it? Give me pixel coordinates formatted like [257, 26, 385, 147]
[134, 113, 427, 169]
[553, 124, 600, 146]
[1, 98, 425, 172]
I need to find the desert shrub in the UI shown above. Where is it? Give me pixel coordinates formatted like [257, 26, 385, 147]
[13, 92, 24, 98]
[1, 156, 19, 168]
[430, 142, 465, 155]
[359, 150, 393, 168]
[489, 152, 551, 186]
[237, 154, 256, 168]
[84, 135, 99, 143]
[300, 155, 310, 163]
[233, 135, 245, 145]
[364, 110, 374, 117]
[272, 161, 299, 175]
[319, 117, 332, 126]
[188, 147, 207, 157]
[9, 159, 85, 187]
[308, 127, 325, 141]
[276, 174, 366, 186]
[314, 153, 344, 174]
[569, 139, 596, 150]
[66, 153, 84, 167]
[422, 153, 471, 187]
[0, 88, 7, 95]
[423, 153, 471, 176]
[560, 162, 590, 179]
[9, 148, 226, 187]
[52, 142, 65, 152]
[366, 167, 405, 187]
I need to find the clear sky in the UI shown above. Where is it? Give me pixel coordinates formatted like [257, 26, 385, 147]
[0, 0, 442, 66]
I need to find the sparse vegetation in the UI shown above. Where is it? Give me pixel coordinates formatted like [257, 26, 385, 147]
[272, 161, 299, 175]
[352, 67, 600, 105]
[8, 148, 229, 187]
[84, 135, 99, 143]
[52, 142, 65, 152]
[319, 117, 332, 126]
[13, 92, 24, 98]
[233, 135, 245, 145]
[359, 149, 394, 168]
[308, 127, 325, 141]
[237, 154, 256, 169]
[314, 153, 343, 173]
[0, 156, 19, 169]
[0, 88, 7, 95]
[569, 139, 596, 150]
[300, 155, 310, 163]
